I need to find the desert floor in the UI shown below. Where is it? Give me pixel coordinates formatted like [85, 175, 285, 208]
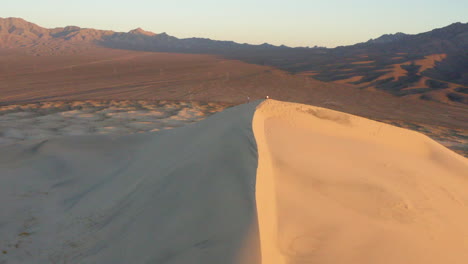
[1, 48, 467, 131]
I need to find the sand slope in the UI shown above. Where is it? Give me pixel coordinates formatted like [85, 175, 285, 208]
[254, 100, 468, 264]
[0, 99, 467, 264]
[0, 101, 261, 264]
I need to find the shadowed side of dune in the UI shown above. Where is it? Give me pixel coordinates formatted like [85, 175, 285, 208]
[0, 101, 263, 264]
[253, 100, 468, 264]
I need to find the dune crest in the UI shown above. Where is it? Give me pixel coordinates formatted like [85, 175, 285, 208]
[253, 100, 468, 264]
[0, 99, 467, 263]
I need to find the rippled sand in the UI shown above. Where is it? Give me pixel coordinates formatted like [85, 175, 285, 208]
[0, 100, 231, 146]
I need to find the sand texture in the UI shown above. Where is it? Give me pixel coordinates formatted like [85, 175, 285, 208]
[0, 99, 467, 263]
[0, 101, 261, 264]
[0, 100, 230, 147]
[0, 100, 465, 157]
[253, 100, 468, 264]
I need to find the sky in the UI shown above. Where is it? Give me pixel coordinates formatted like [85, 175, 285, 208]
[1, 0, 467, 48]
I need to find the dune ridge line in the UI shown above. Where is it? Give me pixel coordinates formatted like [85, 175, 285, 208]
[253, 99, 468, 264]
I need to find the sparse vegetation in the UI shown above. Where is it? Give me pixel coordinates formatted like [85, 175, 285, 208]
[353, 71, 388, 84]
[426, 79, 449, 89]
[395, 88, 429, 96]
[420, 94, 433, 101]
[455, 87, 468, 94]
[446, 92, 466, 103]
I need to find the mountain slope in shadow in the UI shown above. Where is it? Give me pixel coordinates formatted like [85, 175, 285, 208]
[1, 17, 467, 104]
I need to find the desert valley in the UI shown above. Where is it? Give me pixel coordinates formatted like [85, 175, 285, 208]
[0, 14, 467, 264]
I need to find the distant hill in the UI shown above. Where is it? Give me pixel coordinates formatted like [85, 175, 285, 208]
[0, 17, 292, 54]
[314, 23, 468, 104]
[366, 32, 408, 44]
[269, 22, 468, 104]
[1, 17, 467, 104]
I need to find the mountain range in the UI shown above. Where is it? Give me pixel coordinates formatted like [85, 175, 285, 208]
[0, 17, 467, 104]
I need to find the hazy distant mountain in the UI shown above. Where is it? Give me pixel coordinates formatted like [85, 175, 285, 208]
[0, 17, 115, 54]
[349, 22, 468, 53]
[0, 17, 112, 45]
[328, 23, 468, 102]
[128, 28, 156, 36]
[0, 17, 49, 47]
[1, 17, 467, 104]
[280, 23, 468, 104]
[366, 32, 408, 44]
[2, 17, 466, 57]
[0, 17, 290, 53]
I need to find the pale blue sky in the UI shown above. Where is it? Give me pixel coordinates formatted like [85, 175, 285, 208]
[2, 0, 467, 47]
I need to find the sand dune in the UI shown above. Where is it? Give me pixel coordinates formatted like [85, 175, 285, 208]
[0, 101, 262, 264]
[254, 100, 468, 264]
[2, 100, 465, 157]
[0, 99, 467, 263]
